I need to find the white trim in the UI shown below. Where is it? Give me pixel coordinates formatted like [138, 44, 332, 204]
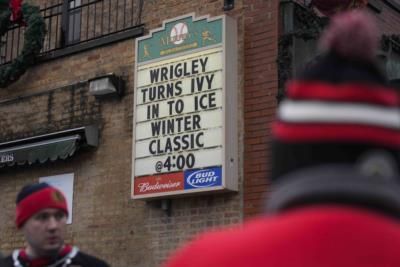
[11, 247, 79, 267]
[0, 127, 85, 147]
[12, 250, 22, 267]
[279, 100, 400, 129]
[0, 135, 80, 153]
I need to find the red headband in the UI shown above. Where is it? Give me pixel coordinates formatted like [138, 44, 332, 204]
[16, 187, 68, 228]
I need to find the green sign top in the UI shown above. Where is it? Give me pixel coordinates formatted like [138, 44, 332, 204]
[137, 14, 223, 63]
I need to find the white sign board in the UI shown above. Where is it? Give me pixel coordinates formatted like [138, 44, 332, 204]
[132, 14, 238, 199]
[39, 173, 74, 224]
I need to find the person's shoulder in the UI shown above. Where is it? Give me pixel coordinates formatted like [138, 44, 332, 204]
[0, 255, 14, 267]
[164, 216, 276, 267]
[73, 251, 110, 267]
[165, 206, 400, 267]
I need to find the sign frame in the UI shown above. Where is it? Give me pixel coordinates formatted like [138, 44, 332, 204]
[132, 13, 238, 199]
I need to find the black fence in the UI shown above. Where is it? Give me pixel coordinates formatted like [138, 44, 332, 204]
[0, 0, 144, 65]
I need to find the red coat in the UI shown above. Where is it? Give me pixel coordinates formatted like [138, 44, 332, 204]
[164, 205, 400, 267]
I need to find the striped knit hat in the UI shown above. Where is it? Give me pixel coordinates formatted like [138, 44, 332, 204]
[271, 10, 400, 181]
[16, 182, 68, 228]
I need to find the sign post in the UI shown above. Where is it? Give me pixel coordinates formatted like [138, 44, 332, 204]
[132, 13, 238, 199]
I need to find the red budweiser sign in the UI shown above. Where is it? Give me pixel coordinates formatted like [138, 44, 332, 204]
[134, 172, 184, 195]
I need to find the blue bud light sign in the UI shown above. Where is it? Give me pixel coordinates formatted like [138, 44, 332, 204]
[184, 167, 222, 189]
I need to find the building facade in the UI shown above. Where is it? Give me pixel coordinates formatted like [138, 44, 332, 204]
[0, 0, 399, 266]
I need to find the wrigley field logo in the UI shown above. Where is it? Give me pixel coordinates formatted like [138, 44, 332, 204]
[137, 14, 223, 63]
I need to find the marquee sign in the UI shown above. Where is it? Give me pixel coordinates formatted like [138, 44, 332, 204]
[132, 13, 238, 199]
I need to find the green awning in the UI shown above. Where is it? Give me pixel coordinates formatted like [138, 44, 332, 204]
[0, 125, 98, 168]
[0, 135, 80, 167]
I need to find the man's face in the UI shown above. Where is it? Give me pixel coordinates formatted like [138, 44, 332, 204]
[22, 208, 67, 258]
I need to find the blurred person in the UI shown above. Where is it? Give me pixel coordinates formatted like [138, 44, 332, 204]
[164, 10, 400, 267]
[0, 182, 110, 267]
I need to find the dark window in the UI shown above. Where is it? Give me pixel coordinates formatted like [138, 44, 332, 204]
[292, 38, 318, 78]
[68, 0, 82, 44]
[386, 50, 400, 80]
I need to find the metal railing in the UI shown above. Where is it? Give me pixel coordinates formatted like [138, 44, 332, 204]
[0, 0, 144, 65]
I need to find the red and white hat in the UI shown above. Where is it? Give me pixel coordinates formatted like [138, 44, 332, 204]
[16, 182, 68, 228]
[271, 10, 400, 181]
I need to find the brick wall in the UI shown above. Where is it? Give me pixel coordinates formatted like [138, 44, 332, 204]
[1, 0, 399, 266]
[0, 83, 100, 141]
[242, 0, 278, 218]
[292, 0, 400, 34]
[373, 1, 400, 34]
[0, 1, 246, 266]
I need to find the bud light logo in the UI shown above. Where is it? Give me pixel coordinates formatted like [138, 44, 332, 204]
[184, 167, 222, 189]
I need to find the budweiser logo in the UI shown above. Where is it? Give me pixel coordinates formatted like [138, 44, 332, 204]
[138, 181, 181, 193]
[134, 172, 184, 195]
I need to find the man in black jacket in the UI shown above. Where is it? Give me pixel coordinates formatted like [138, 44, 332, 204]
[0, 182, 110, 267]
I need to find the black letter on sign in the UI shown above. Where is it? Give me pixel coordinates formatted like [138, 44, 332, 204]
[147, 103, 159, 120]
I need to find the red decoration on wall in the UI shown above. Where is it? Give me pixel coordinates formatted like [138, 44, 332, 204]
[311, 0, 368, 16]
[9, 0, 22, 22]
